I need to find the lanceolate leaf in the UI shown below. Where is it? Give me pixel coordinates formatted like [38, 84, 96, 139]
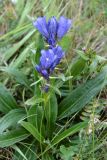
[20, 121, 44, 143]
[67, 57, 86, 77]
[28, 105, 45, 134]
[0, 109, 26, 134]
[58, 66, 107, 119]
[43, 121, 88, 154]
[51, 121, 88, 146]
[0, 128, 30, 148]
[45, 93, 58, 137]
[0, 83, 18, 113]
[1, 67, 31, 90]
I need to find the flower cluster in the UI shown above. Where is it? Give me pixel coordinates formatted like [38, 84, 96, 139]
[35, 46, 64, 80]
[33, 16, 72, 80]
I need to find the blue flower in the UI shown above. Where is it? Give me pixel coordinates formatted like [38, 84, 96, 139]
[33, 17, 49, 38]
[57, 16, 72, 39]
[47, 17, 58, 46]
[33, 16, 72, 47]
[35, 46, 64, 79]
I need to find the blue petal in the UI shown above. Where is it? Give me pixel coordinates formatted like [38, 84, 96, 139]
[50, 46, 64, 71]
[47, 36, 56, 47]
[48, 49, 55, 60]
[35, 65, 49, 79]
[40, 50, 47, 59]
[57, 16, 72, 39]
[53, 46, 65, 61]
[54, 46, 64, 63]
[47, 17, 58, 46]
[41, 69, 49, 79]
[33, 17, 49, 38]
[40, 49, 55, 69]
[35, 65, 41, 73]
[40, 50, 47, 68]
[48, 17, 57, 35]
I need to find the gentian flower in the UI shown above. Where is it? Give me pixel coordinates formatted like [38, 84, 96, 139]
[33, 16, 71, 91]
[35, 46, 64, 79]
[33, 16, 72, 47]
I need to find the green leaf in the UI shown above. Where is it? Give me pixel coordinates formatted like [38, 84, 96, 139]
[0, 109, 26, 134]
[45, 93, 58, 137]
[25, 97, 44, 106]
[27, 105, 37, 126]
[51, 121, 88, 146]
[0, 83, 18, 113]
[28, 105, 45, 134]
[39, 122, 88, 157]
[1, 67, 31, 90]
[20, 121, 44, 143]
[12, 145, 28, 160]
[0, 128, 30, 148]
[12, 143, 37, 160]
[67, 57, 86, 77]
[58, 66, 107, 119]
